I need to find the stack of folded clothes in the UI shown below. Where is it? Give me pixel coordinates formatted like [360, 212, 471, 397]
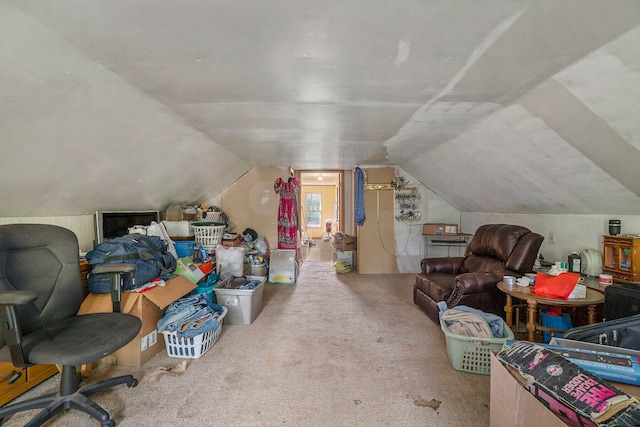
[157, 294, 225, 338]
[225, 277, 263, 290]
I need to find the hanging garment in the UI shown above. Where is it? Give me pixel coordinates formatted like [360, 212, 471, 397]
[354, 167, 366, 226]
[274, 176, 299, 249]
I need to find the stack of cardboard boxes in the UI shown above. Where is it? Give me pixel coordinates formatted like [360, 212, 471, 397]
[333, 234, 357, 271]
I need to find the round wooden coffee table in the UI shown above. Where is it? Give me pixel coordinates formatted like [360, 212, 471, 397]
[497, 281, 604, 342]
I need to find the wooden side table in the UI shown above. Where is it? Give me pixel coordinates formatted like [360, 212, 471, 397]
[498, 281, 604, 342]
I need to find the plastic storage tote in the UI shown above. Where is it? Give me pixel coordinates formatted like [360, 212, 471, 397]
[214, 276, 265, 325]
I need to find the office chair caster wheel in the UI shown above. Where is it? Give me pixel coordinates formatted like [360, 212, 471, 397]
[128, 378, 138, 388]
[102, 419, 115, 427]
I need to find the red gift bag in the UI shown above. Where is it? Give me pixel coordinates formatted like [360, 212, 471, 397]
[533, 272, 580, 299]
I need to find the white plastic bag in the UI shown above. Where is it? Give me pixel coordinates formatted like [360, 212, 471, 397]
[215, 245, 245, 279]
[254, 236, 269, 255]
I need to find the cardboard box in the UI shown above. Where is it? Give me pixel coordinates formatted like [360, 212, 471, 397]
[495, 341, 640, 426]
[77, 276, 196, 366]
[422, 223, 458, 236]
[490, 351, 567, 427]
[220, 239, 239, 247]
[333, 234, 357, 251]
[333, 250, 356, 269]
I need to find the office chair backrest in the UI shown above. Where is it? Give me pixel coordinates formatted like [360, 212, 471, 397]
[0, 224, 82, 347]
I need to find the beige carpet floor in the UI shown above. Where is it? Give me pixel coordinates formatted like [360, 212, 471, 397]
[3, 261, 491, 426]
[300, 239, 334, 263]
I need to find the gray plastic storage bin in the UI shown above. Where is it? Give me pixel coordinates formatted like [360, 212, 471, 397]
[214, 276, 265, 325]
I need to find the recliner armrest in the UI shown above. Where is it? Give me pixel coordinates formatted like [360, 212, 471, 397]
[446, 272, 502, 307]
[421, 257, 465, 274]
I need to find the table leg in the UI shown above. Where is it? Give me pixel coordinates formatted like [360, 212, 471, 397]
[587, 305, 597, 324]
[526, 300, 537, 342]
[504, 294, 513, 327]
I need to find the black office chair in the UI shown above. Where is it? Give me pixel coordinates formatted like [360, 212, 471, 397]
[0, 224, 142, 426]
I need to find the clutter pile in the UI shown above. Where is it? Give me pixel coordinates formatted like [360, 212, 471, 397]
[84, 202, 271, 362]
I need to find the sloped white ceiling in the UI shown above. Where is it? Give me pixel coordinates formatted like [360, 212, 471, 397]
[1, 0, 639, 216]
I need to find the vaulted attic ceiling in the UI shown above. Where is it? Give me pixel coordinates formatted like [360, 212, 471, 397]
[1, 1, 639, 217]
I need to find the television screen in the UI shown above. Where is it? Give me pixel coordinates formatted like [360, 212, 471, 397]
[94, 210, 160, 246]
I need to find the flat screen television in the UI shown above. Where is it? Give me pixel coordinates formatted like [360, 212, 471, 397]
[94, 210, 160, 246]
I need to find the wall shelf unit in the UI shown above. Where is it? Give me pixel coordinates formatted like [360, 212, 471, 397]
[392, 176, 421, 222]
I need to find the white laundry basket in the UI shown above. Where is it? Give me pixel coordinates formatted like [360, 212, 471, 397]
[191, 222, 225, 249]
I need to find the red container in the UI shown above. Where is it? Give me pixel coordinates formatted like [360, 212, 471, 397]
[198, 261, 213, 275]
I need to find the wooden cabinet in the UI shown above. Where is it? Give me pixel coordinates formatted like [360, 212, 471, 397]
[0, 260, 91, 405]
[603, 235, 640, 283]
[0, 363, 58, 406]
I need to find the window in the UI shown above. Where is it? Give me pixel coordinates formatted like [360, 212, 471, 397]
[305, 193, 322, 228]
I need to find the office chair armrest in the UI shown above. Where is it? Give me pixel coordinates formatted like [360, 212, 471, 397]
[92, 263, 136, 313]
[0, 291, 37, 369]
[0, 290, 38, 306]
[93, 263, 137, 275]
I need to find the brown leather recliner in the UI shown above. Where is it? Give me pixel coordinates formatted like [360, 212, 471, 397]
[414, 224, 544, 323]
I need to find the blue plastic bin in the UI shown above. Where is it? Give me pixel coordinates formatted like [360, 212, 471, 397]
[174, 241, 196, 258]
[541, 311, 573, 343]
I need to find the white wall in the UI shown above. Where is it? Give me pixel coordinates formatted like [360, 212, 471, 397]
[393, 167, 460, 273]
[462, 213, 640, 265]
[342, 171, 354, 236]
[0, 216, 96, 253]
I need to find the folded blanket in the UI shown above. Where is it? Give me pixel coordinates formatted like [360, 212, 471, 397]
[440, 309, 493, 339]
[438, 301, 505, 338]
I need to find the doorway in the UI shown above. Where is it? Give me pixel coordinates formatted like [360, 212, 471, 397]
[298, 170, 344, 262]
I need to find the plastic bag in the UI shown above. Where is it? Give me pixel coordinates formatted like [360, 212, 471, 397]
[533, 272, 580, 299]
[333, 260, 352, 273]
[254, 236, 269, 255]
[215, 246, 245, 279]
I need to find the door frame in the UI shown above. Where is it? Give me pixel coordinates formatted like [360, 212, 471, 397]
[297, 170, 345, 240]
